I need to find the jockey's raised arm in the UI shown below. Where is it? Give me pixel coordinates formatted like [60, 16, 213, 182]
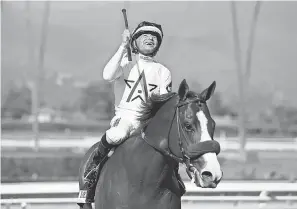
[102, 45, 126, 81]
[103, 30, 131, 82]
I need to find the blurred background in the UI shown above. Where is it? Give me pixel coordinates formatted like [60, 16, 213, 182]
[1, 1, 297, 209]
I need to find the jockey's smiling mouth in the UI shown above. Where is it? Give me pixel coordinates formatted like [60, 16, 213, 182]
[139, 34, 158, 50]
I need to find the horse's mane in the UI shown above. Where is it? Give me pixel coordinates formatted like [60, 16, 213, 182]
[137, 90, 199, 125]
[137, 92, 177, 125]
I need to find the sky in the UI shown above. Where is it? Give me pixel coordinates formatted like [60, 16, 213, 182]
[1, 1, 297, 111]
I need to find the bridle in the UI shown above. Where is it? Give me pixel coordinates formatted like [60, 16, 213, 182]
[142, 96, 221, 181]
[176, 98, 203, 174]
[167, 97, 220, 180]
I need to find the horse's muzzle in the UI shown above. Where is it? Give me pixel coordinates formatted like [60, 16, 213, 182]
[187, 152, 223, 188]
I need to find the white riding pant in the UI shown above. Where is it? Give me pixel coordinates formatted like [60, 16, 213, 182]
[106, 115, 141, 145]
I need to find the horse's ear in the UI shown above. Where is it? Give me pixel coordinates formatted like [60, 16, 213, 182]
[178, 79, 189, 101]
[200, 81, 216, 101]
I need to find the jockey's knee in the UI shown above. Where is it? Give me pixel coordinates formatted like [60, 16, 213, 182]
[106, 126, 130, 145]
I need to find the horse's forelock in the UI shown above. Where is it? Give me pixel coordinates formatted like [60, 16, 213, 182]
[186, 91, 199, 100]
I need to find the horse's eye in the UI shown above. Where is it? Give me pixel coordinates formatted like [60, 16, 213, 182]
[184, 123, 193, 131]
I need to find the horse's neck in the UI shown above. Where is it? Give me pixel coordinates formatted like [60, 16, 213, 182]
[142, 96, 183, 159]
[144, 96, 179, 139]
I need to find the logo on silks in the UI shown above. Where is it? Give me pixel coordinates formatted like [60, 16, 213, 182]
[124, 71, 157, 102]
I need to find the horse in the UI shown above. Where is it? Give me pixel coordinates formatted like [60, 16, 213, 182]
[78, 79, 223, 209]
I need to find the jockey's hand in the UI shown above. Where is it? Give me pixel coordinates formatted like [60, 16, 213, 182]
[121, 29, 131, 48]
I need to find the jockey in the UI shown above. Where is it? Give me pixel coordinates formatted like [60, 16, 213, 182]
[78, 21, 185, 206]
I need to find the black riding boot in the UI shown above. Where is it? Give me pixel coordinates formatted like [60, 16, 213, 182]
[82, 134, 113, 203]
[175, 165, 186, 196]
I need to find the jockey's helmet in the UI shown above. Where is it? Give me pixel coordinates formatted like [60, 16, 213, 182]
[131, 21, 164, 57]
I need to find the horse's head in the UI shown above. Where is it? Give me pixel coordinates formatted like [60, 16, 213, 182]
[168, 79, 222, 188]
[140, 79, 223, 188]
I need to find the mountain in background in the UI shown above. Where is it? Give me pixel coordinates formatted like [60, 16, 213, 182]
[2, 1, 297, 114]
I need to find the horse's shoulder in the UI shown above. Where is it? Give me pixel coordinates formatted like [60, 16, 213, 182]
[114, 134, 143, 152]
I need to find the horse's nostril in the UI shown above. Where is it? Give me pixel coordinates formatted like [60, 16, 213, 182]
[201, 171, 213, 179]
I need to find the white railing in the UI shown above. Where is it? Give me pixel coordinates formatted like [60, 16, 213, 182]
[2, 181, 297, 195]
[2, 137, 297, 151]
[1, 195, 297, 206]
[1, 181, 297, 206]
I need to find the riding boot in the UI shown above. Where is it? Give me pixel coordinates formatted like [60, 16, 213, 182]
[82, 134, 113, 203]
[174, 165, 186, 196]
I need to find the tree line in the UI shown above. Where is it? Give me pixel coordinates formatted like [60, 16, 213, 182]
[1, 80, 235, 121]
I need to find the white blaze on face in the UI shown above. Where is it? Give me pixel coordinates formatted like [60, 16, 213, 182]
[196, 111, 222, 183]
[196, 111, 212, 142]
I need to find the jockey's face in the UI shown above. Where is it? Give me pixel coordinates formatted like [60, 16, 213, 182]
[135, 33, 159, 56]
